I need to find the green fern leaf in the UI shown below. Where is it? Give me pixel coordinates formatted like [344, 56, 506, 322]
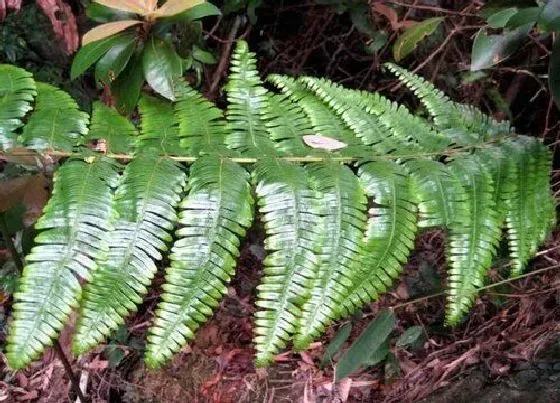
[294, 162, 367, 350]
[21, 83, 88, 151]
[342, 160, 417, 313]
[83, 101, 137, 154]
[0, 64, 36, 150]
[225, 41, 276, 156]
[145, 156, 253, 368]
[264, 93, 312, 155]
[268, 75, 364, 155]
[445, 156, 502, 324]
[253, 158, 323, 366]
[138, 95, 183, 154]
[6, 158, 117, 369]
[406, 159, 467, 228]
[73, 154, 185, 355]
[174, 81, 230, 155]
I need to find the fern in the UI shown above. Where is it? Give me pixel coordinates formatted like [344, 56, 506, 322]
[84, 102, 137, 154]
[341, 160, 418, 314]
[145, 156, 253, 368]
[73, 153, 185, 355]
[253, 158, 323, 366]
[225, 41, 276, 156]
[7, 159, 117, 369]
[21, 83, 89, 151]
[138, 95, 182, 154]
[0, 64, 36, 150]
[1, 47, 556, 370]
[294, 162, 367, 350]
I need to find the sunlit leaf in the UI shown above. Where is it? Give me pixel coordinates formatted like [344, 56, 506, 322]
[93, 0, 146, 15]
[82, 20, 141, 46]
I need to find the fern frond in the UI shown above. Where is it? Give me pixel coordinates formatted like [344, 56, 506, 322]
[264, 93, 312, 156]
[294, 162, 367, 350]
[253, 158, 323, 366]
[406, 158, 467, 228]
[145, 156, 253, 368]
[0, 64, 36, 150]
[298, 77, 395, 153]
[268, 75, 365, 155]
[84, 102, 137, 154]
[500, 137, 556, 276]
[341, 160, 417, 313]
[173, 81, 230, 155]
[445, 156, 501, 324]
[6, 158, 117, 369]
[21, 83, 88, 151]
[386, 63, 511, 139]
[138, 95, 183, 154]
[225, 41, 276, 156]
[73, 154, 185, 355]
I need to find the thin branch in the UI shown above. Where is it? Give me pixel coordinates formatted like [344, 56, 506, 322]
[54, 340, 87, 403]
[0, 136, 515, 165]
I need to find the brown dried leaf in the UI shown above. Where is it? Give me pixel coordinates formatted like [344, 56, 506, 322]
[0, 174, 48, 227]
[36, 0, 79, 54]
[373, 3, 399, 31]
[82, 20, 141, 46]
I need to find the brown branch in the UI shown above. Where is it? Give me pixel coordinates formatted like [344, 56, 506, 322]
[54, 340, 87, 403]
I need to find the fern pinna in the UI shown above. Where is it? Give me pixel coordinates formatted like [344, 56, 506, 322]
[0, 41, 556, 370]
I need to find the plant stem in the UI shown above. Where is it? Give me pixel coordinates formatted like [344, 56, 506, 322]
[0, 213, 24, 272]
[54, 340, 87, 403]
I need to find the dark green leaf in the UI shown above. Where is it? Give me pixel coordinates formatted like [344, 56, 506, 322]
[363, 338, 390, 366]
[470, 23, 532, 71]
[105, 345, 126, 368]
[506, 7, 541, 28]
[142, 37, 182, 100]
[168, 2, 221, 22]
[538, 0, 560, 31]
[349, 3, 376, 37]
[247, 0, 262, 24]
[192, 45, 217, 64]
[395, 326, 423, 347]
[393, 17, 445, 62]
[487, 7, 519, 28]
[71, 33, 129, 80]
[334, 309, 396, 381]
[320, 324, 352, 368]
[86, 2, 135, 23]
[112, 51, 145, 114]
[95, 34, 136, 84]
[549, 38, 560, 109]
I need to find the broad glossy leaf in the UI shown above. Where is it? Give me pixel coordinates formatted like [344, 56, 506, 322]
[538, 0, 560, 32]
[192, 46, 217, 64]
[95, 33, 136, 84]
[334, 309, 396, 381]
[93, 0, 146, 15]
[157, 2, 220, 22]
[487, 7, 518, 28]
[470, 23, 532, 71]
[393, 17, 444, 61]
[142, 37, 182, 100]
[71, 33, 129, 79]
[86, 2, 135, 23]
[111, 51, 145, 114]
[154, 0, 204, 17]
[507, 7, 541, 28]
[82, 20, 141, 46]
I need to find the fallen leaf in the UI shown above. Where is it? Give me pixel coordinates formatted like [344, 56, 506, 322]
[303, 135, 347, 151]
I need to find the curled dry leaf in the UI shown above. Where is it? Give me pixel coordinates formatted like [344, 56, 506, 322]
[0, 0, 21, 21]
[303, 135, 347, 151]
[0, 174, 49, 227]
[36, 0, 79, 54]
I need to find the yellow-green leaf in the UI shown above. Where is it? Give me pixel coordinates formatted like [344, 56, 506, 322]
[94, 0, 147, 15]
[393, 17, 444, 62]
[82, 20, 142, 46]
[153, 0, 204, 17]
